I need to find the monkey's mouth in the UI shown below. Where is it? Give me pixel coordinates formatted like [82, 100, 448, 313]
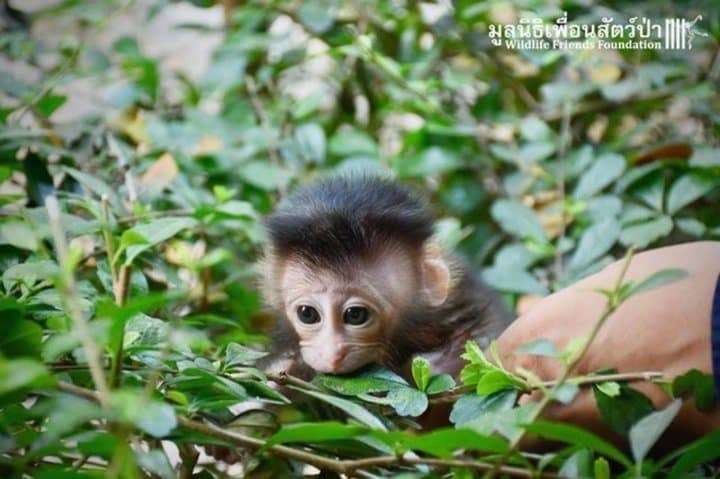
[301, 346, 377, 375]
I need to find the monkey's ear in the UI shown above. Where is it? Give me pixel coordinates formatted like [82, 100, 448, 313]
[420, 244, 450, 307]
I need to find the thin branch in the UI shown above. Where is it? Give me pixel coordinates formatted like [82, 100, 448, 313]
[429, 370, 662, 405]
[56, 381, 557, 478]
[266, 371, 323, 392]
[484, 51, 539, 111]
[244, 75, 283, 168]
[106, 133, 138, 204]
[46, 196, 111, 407]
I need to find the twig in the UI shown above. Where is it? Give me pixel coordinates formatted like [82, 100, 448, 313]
[429, 371, 662, 405]
[244, 75, 283, 168]
[484, 247, 637, 479]
[266, 371, 323, 392]
[106, 133, 138, 204]
[46, 196, 110, 407]
[56, 381, 557, 478]
[179, 444, 200, 479]
[484, 51, 539, 111]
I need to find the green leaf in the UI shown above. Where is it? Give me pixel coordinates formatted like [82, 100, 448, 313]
[433, 217, 467, 251]
[525, 421, 632, 468]
[594, 457, 611, 479]
[689, 147, 720, 168]
[265, 421, 365, 448]
[119, 217, 198, 265]
[385, 387, 428, 417]
[558, 449, 593, 479]
[619, 215, 673, 248]
[2, 259, 59, 287]
[328, 129, 378, 157]
[135, 450, 174, 479]
[600, 76, 647, 101]
[583, 195, 623, 222]
[666, 172, 717, 215]
[294, 122, 326, 164]
[520, 141, 555, 163]
[401, 428, 507, 458]
[111, 390, 177, 438]
[515, 339, 558, 357]
[0, 358, 53, 395]
[412, 356, 431, 391]
[573, 153, 626, 200]
[569, 218, 620, 271]
[426, 374, 456, 394]
[490, 199, 547, 242]
[292, 387, 387, 430]
[519, 116, 553, 141]
[595, 381, 621, 397]
[481, 266, 548, 295]
[476, 370, 521, 396]
[64, 167, 124, 212]
[450, 390, 518, 427]
[675, 217, 706, 237]
[629, 399, 682, 463]
[36, 93, 67, 117]
[0, 219, 38, 251]
[314, 367, 408, 396]
[493, 243, 545, 270]
[394, 146, 463, 178]
[625, 268, 688, 297]
[671, 369, 716, 412]
[297, 0, 335, 33]
[630, 170, 665, 212]
[593, 383, 655, 436]
[666, 429, 720, 478]
[0, 317, 43, 359]
[225, 343, 268, 367]
[238, 161, 293, 191]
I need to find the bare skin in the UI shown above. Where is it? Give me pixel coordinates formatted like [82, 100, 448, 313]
[277, 243, 450, 374]
[495, 241, 720, 446]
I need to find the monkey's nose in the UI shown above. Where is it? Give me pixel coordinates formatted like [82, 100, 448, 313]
[330, 347, 348, 371]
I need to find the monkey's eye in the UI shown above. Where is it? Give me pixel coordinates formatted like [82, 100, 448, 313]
[343, 306, 369, 326]
[296, 305, 320, 325]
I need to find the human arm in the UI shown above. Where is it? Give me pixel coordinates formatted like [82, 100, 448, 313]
[494, 241, 720, 445]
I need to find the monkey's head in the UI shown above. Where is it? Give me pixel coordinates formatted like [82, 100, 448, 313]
[260, 177, 453, 374]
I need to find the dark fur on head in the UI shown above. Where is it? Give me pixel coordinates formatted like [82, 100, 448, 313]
[264, 176, 434, 271]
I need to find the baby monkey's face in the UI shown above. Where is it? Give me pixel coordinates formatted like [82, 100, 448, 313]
[280, 249, 417, 374]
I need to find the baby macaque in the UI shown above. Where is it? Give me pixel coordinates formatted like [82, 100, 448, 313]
[260, 176, 510, 378]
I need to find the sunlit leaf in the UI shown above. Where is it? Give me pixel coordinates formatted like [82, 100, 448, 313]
[666, 172, 717, 215]
[573, 153, 626, 200]
[490, 199, 547, 242]
[629, 399, 682, 463]
[412, 356, 431, 391]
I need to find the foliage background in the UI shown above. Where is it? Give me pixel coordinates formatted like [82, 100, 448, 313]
[1, 0, 719, 477]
